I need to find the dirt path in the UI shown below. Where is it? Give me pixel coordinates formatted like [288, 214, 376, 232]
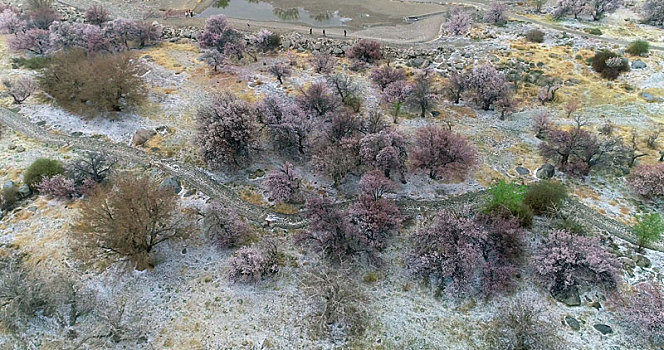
[1, 107, 656, 251]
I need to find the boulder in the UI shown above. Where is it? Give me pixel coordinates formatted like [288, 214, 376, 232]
[18, 184, 31, 197]
[536, 164, 555, 179]
[553, 287, 580, 306]
[565, 315, 580, 331]
[159, 176, 182, 195]
[631, 60, 646, 69]
[642, 92, 656, 102]
[516, 166, 530, 175]
[635, 254, 652, 268]
[132, 128, 156, 146]
[593, 324, 612, 335]
[2, 181, 16, 192]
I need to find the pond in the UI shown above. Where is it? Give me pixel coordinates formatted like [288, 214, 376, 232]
[198, 0, 444, 28]
[201, 0, 351, 27]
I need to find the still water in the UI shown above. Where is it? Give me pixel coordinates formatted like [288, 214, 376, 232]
[201, 0, 351, 27]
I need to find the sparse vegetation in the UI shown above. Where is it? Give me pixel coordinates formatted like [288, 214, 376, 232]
[524, 180, 568, 215]
[626, 39, 650, 56]
[39, 50, 147, 115]
[633, 213, 664, 251]
[591, 50, 630, 80]
[24, 158, 65, 188]
[73, 174, 190, 270]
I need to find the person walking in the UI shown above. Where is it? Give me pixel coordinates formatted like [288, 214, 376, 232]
[322, 29, 326, 37]
[344, 29, 347, 37]
[309, 28, 312, 35]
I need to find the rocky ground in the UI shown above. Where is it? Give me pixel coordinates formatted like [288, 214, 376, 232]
[1, 0, 664, 348]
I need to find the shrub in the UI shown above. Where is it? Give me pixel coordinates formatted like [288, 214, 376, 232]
[531, 111, 552, 139]
[85, 5, 110, 25]
[526, 29, 545, 43]
[199, 49, 225, 72]
[12, 56, 50, 69]
[27, 0, 52, 10]
[408, 71, 437, 118]
[39, 50, 147, 115]
[445, 7, 473, 36]
[66, 152, 115, 184]
[28, 7, 58, 29]
[1, 184, 19, 211]
[369, 65, 406, 91]
[381, 80, 411, 123]
[410, 125, 477, 181]
[408, 210, 488, 294]
[615, 280, 664, 347]
[2, 77, 37, 104]
[633, 213, 664, 252]
[268, 61, 292, 84]
[345, 39, 381, 63]
[484, 2, 507, 25]
[295, 195, 369, 262]
[642, 0, 664, 26]
[195, 92, 258, 169]
[478, 215, 525, 295]
[0, 8, 26, 35]
[311, 135, 361, 187]
[301, 267, 368, 339]
[8, 28, 50, 54]
[258, 94, 310, 155]
[203, 201, 253, 248]
[349, 170, 402, 250]
[591, 50, 630, 80]
[629, 163, 664, 199]
[359, 130, 408, 182]
[534, 230, 620, 298]
[197, 14, 243, 56]
[466, 64, 512, 111]
[626, 39, 650, 56]
[36, 175, 76, 199]
[263, 162, 299, 203]
[295, 81, 340, 118]
[523, 180, 567, 215]
[326, 73, 361, 111]
[309, 51, 335, 74]
[24, 158, 64, 188]
[255, 29, 281, 52]
[485, 293, 562, 349]
[73, 174, 189, 270]
[228, 240, 279, 283]
[484, 181, 533, 227]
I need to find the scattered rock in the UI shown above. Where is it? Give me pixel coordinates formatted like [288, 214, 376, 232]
[642, 92, 654, 101]
[2, 181, 16, 193]
[593, 324, 612, 335]
[18, 184, 31, 197]
[635, 254, 652, 268]
[15, 146, 25, 153]
[159, 176, 182, 195]
[7, 144, 16, 150]
[536, 164, 555, 179]
[565, 315, 580, 331]
[553, 287, 580, 306]
[516, 166, 530, 175]
[631, 60, 646, 69]
[132, 128, 157, 146]
[589, 300, 601, 310]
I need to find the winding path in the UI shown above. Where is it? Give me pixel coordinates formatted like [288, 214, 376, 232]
[1, 107, 657, 251]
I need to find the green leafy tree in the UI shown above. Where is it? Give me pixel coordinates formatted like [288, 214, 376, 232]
[633, 213, 664, 252]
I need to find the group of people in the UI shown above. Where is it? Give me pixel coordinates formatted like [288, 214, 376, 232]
[309, 28, 347, 37]
[185, 9, 194, 17]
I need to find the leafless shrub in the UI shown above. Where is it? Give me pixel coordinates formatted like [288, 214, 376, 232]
[2, 77, 37, 104]
[300, 266, 369, 341]
[484, 292, 564, 349]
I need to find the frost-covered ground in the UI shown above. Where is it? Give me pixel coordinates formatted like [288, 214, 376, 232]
[1, 2, 664, 348]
